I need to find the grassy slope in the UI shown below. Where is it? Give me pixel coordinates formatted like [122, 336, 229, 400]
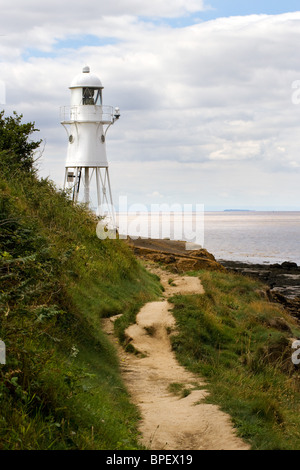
[0, 174, 161, 450]
[2, 171, 300, 451]
[170, 270, 300, 450]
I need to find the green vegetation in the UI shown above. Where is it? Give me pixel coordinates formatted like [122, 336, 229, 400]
[168, 382, 192, 399]
[2, 110, 300, 451]
[170, 270, 300, 450]
[0, 111, 161, 449]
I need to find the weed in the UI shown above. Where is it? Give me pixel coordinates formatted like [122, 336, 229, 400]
[168, 383, 191, 399]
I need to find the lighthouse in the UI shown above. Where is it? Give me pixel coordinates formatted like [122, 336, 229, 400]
[61, 66, 120, 223]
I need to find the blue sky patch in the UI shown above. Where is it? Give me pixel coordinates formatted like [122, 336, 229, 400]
[203, 0, 300, 20]
[54, 34, 119, 49]
[141, 0, 300, 29]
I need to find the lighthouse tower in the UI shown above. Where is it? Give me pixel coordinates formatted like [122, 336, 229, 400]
[61, 66, 120, 222]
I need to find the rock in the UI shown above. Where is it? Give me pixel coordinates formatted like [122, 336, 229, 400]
[187, 249, 216, 262]
[259, 335, 295, 374]
[255, 288, 273, 302]
[271, 291, 289, 305]
[174, 257, 225, 273]
[271, 292, 300, 319]
[265, 317, 292, 334]
[220, 259, 300, 317]
[281, 261, 298, 270]
[127, 238, 225, 273]
[150, 254, 176, 264]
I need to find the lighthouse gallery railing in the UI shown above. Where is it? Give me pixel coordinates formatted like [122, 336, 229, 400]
[60, 105, 114, 124]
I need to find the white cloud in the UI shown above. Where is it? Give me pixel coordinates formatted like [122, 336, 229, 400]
[0, 0, 206, 55]
[2, 0, 206, 22]
[209, 141, 262, 161]
[0, 7, 300, 209]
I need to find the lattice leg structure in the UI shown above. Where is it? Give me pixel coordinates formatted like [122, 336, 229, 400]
[64, 166, 116, 228]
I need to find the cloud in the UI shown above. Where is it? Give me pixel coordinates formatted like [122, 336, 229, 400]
[146, 191, 165, 199]
[1, 0, 207, 55]
[1, 6, 300, 209]
[2, 0, 206, 21]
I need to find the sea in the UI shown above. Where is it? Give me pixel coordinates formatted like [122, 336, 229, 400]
[119, 211, 300, 266]
[202, 211, 300, 266]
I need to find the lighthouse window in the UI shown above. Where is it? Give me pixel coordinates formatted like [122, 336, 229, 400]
[83, 87, 94, 105]
[94, 89, 102, 105]
[82, 87, 102, 105]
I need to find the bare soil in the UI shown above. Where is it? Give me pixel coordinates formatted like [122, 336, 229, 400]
[102, 264, 250, 450]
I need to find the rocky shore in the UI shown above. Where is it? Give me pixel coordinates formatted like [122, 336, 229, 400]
[219, 260, 300, 318]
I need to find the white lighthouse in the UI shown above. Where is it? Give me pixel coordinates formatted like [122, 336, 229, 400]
[61, 66, 120, 223]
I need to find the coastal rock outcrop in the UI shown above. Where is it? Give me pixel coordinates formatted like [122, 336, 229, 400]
[126, 238, 225, 273]
[220, 260, 300, 318]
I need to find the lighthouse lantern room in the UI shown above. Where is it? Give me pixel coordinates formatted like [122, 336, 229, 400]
[61, 66, 120, 222]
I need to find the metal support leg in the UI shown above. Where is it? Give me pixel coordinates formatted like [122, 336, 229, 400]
[96, 168, 101, 214]
[84, 167, 89, 205]
[105, 168, 116, 227]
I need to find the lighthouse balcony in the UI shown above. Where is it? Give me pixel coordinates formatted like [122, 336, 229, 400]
[60, 105, 114, 124]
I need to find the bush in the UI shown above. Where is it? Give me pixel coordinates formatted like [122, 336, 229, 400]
[0, 110, 41, 174]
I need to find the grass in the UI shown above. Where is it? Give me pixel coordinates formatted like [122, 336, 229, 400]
[0, 173, 161, 449]
[2, 108, 300, 450]
[113, 272, 163, 346]
[170, 270, 300, 450]
[3, 173, 299, 450]
[168, 382, 192, 399]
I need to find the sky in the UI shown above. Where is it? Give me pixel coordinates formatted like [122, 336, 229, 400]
[1, 1, 300, 211]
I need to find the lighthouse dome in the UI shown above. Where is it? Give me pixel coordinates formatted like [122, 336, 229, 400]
[69, 66, 103, 89]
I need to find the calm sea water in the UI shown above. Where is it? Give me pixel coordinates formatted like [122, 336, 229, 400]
[121, 211, 300, 266]
[202, 211, 300, 265]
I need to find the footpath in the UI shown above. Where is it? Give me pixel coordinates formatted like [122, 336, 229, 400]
[103, 264, 250, 450]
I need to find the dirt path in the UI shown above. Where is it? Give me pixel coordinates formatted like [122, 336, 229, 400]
[103, 265, 250, 450]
